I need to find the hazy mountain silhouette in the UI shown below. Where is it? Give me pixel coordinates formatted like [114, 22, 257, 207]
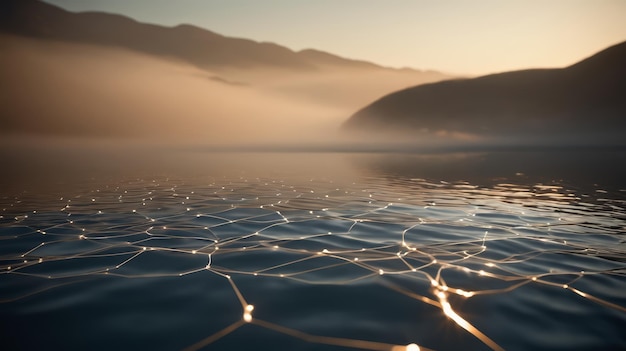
[0, 0, 453, 145]
[0, 0, 433, 73]
[343, 41, 626, 144]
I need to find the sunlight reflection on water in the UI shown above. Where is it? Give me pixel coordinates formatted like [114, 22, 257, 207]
[1, 149, 625, 350]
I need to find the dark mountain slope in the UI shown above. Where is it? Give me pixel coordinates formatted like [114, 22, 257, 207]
[343, 41, 626, 142]
[0, 0, 311, 69]
[0, 0, 422, 72]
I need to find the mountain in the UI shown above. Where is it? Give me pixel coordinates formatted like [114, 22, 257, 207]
[0, 0, 427, 73]
[343, 41, 626, 144]
[0, 0, 453, 145]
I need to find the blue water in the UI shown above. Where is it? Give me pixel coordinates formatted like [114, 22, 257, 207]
[1, 149, 625, 351]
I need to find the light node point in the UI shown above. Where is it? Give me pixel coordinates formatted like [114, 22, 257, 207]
[243, 312, 252, 323]
[406, 344, 420, 351]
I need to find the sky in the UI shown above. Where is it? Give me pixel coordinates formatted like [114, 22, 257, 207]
[38, 0, 626, 75]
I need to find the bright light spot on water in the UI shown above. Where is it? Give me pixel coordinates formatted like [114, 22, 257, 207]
[406, 344, 420, 351]
[243, 305, 255, 322]
[457, 289, 474, 298]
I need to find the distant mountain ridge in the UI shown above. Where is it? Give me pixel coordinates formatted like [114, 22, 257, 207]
[0, 0, 425, 72]
[343, 41, 626, 143]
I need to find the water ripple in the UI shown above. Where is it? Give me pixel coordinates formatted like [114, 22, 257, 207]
[1, 156, 625, 351]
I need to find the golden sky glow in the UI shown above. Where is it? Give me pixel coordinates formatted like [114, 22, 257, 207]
[45, 0, 626, 75]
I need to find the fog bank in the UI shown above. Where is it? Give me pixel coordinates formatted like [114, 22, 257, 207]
[0, 34, 450, 148]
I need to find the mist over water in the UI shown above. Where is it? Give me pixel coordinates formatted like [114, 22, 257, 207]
[0, 34, 456, 149]
[5, 33, 621, 152]
[0, 35, 332, 145]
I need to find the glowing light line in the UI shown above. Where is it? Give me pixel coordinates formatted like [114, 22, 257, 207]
[437, 292, 504, 351]
[182, 320, 245, 351]
[253, 319, 433, 351]
[227, 276, 248, 308]
[569, 287, 626, 313]
[20, 242, 45, 257]
[114, 250, 144, 269]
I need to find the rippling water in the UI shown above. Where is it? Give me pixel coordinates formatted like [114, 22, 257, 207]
[1, 147, 625, 351]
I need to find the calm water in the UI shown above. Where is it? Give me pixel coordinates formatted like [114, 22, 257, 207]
[1, 147, 625, 351]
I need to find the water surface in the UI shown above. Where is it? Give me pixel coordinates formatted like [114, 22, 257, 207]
[1, 147, 625, 351]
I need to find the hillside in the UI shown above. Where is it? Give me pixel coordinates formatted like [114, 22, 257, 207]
[0, 1, 451, 145]
[343, 41, 626, 144]
[0, 0, 431, 73]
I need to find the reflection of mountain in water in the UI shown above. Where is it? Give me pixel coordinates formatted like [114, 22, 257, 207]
[344, 41, 626, 145]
